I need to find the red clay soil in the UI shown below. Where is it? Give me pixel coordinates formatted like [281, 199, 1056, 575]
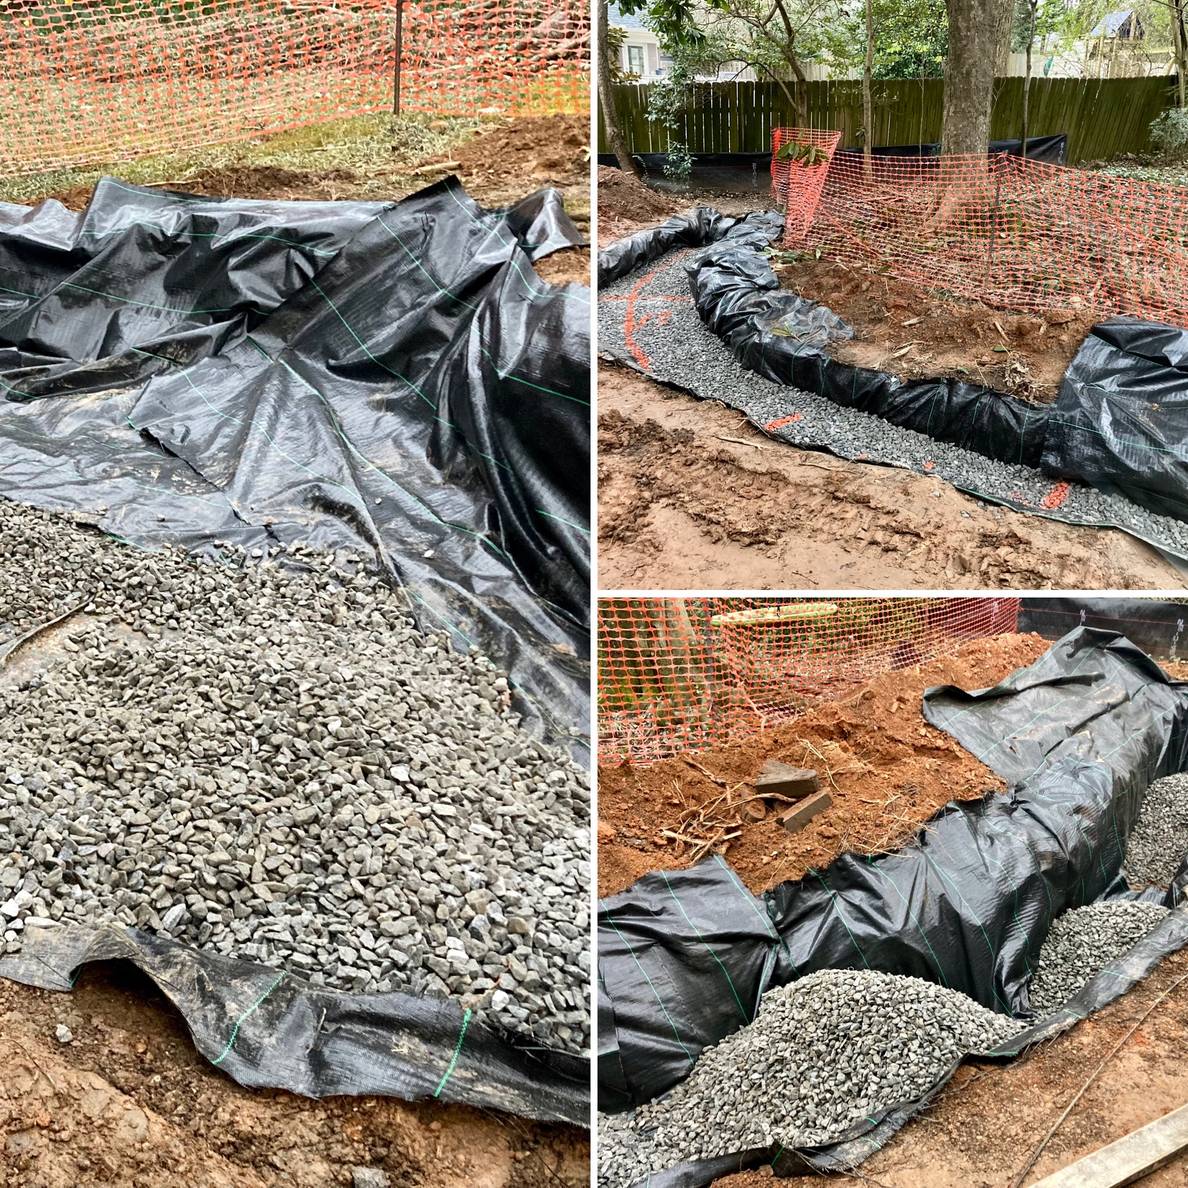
[774, 253, 1098, 403]
[0, 965, 586, 1188]
[716, 944, 1188, 1188]
[598, 632, 1051, 899]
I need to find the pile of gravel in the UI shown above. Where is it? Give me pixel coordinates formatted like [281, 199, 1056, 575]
[1028, 900, 1169, 1016]
[0, 499, 589, 1053]
[599, 237, 1188, 557]
[1124, 772, 1188, 888]
[597, 968, 1022, 1187]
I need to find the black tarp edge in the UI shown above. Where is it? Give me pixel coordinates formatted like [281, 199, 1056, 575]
[0, 923, 589, 1126]
[597, 628, 1188, 1183]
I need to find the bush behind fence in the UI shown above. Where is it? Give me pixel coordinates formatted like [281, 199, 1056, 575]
[600, 76, 1175, 165]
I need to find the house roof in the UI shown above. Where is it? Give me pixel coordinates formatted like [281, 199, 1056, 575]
[1089, 9, 1141, 37]
[609, 3, 647, 29]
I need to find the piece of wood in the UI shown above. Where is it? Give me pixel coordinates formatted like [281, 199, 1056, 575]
[1029, 1101, 1188, 1188]
[755, 760, 820, 799]
[778, 790, 832, 834]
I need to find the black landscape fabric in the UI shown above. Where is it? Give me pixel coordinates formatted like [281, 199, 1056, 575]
[0, 922, 588, 1124]
[597, 628, 1188, 1181]
[0, 175, 591, 751]
[0, 177, 592, 1123]
[601, 206, 1188, 543]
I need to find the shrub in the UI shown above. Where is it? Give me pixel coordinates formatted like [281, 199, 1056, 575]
[1149, 108, 1188, 160]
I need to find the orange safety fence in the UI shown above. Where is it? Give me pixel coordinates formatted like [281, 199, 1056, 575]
[0, 0, 588, 175]
[770, 126, 841, 239]
[772, 130, 1188, 329]
[598, 596, 1021, 765]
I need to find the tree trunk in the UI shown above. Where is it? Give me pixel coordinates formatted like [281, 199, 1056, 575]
[1173, 0, 1188, 108]
[941, 0, 1007, 155]
[863, 0, 874, 175]
[598, 1, 642, 178]
[1021, 1, 1036, 156]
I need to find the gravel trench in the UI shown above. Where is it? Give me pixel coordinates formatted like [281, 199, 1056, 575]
[599, 239, 1188, 558]
[1125, 772, 1188, 888]
[597, 969, 1024, 1188]
[1027, 900, 1170, 1015]
[0, 499, 589, 1053]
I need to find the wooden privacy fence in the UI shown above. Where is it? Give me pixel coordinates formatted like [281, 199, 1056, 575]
[601, 76, 1175, 164]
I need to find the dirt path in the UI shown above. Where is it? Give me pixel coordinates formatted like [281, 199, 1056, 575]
[0, 966, 587, 1188]
[597, 363, 1183, 591]
[717, 944, 1188, 1188]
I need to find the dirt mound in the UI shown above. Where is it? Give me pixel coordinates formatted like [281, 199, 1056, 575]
[775, 253, 1098, 403]
[597, 165, 680, 244]
[449, 114, 588, 188]
[0, 966, 586, 1188]
[598, 632, 1051, 898]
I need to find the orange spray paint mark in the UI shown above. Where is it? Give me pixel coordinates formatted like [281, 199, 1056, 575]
[764, 413, 803, 431]
[1041, 482, 1071, 509]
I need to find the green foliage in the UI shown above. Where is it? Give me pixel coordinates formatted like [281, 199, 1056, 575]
[645, 38, 699, 180]
[774, 139, 830, 163]
[816, 0, 947, 79]
[1150, 108, 1188, 159]
[607, 25, 636, 81]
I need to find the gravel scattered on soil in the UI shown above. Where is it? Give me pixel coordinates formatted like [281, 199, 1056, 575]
[0, 498, 589, 1053]
[599, 227, 1188, 559]
[1125, 772, 1188, 888]
[597, 969, 1023, 1187]
[1028, 901, 1170, 1016]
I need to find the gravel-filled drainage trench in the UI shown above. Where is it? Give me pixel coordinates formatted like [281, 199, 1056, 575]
[599, 238, 1188, 557]
[598, 886, 1180, 1183]
[0, 499, 589, 1054]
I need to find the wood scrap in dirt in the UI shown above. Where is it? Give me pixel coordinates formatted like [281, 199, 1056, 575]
[597, 632, 1052, 898]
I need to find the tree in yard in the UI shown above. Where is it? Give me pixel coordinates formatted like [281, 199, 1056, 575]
[600, 2, 644, 177]
[618, 0, 847, 124]
[940, 0, 1014, 155]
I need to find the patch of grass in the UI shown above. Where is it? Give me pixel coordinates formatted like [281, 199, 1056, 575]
[0, 112, 487, 204]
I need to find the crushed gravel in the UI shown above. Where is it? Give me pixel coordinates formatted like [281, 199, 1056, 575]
[599, 229, 1188, 559]
[1125, 772, 1188, 889]
[0, 498, 589, 1053]
[1027, 900, 1170, 1016]
[597, 968, 1023, 1187]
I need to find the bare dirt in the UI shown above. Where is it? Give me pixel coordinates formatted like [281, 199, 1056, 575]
[597, 632, 1050, 899]
[35, 116, 591, 285]
[597, 166, 681, 245]
[596, 363, 1185, 591]
[774, 253, 1098, 403]
[717, 944, 1188, 1188]
[0, 966, 587, 1188]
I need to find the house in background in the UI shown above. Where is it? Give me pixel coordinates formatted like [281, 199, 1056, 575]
[608, 5, 672, 79]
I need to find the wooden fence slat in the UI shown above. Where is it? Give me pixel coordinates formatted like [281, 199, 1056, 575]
[601, 75, 1176, 162]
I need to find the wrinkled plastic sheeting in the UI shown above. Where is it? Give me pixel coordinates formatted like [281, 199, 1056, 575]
[597, 628, 1188, 1180]
[614, 208, 1188, 532]
[0, 923, 588, 1125]
[1019, 596, 1188, 660]
[1040, 319, 1188, 521]
[0, 176, 590, 751]
[597, 208, 737, 287]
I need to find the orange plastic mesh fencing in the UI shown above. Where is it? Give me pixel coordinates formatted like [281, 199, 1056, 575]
[770, 126, 841, 240]
[598, 596, 1021, 765]
[773, 135, 1188, 328]
[0, 0, 588, 175]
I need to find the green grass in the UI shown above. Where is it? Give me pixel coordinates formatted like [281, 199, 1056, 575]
[0, 112, 488, 204]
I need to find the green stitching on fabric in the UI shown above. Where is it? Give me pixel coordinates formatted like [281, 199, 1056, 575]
[864, 854, 950, 987]
[433, 1006, 473, 1097]
[660, 870, 750, 1023]
[211, 972, 284, 1066]
[535, 508, 589, 534]
[603, 910, 695, 1065]
[814, 871, 872, 969]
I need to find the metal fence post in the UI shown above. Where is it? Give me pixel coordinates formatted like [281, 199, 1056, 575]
[392, 0, 405, 115]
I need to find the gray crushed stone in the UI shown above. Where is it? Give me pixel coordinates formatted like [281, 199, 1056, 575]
[1028, 901, 1169, 1016]
[1124, 772, 1188, 889]
[599, 239, 1188, 558]
[597, 968, 1023, 1187]
[0, 498, 589, 1053]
